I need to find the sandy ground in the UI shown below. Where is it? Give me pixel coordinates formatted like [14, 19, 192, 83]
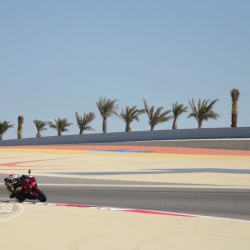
[1, 203, 250, 250]
[0, 145, 250, 249]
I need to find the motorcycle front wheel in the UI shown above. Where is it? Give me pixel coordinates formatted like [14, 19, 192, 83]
[34, 188, 47, 202]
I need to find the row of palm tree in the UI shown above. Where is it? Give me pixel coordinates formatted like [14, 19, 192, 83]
[0, 89, 240, 140]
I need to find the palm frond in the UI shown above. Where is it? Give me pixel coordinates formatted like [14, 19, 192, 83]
[143, 99, 173, 130]
[33, 119, 48, 137]
[96, 97, 119, 133]
[48, 118, 72, 135]
[230, 89, 240, 102]
[172, 102, 188, 117]
[0, 121, 14, 139]
[75, 112, 96, 134]
[119, 105, 145, 131]
[96, 97, 119, 118]
[188, 98, 220, 128]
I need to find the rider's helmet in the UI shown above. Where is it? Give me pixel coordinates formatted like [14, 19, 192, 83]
[10, 173, 17, 179]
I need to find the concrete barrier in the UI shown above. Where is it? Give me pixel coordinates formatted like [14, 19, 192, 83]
[0, 127, 250, 146]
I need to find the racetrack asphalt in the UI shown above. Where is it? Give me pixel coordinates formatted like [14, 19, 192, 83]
[5, 185, 249, 221]
[0, 139, 250, 221]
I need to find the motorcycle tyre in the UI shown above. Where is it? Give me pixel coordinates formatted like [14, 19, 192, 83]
[15, 192, 26, 202]
[35, 188, 47, 202]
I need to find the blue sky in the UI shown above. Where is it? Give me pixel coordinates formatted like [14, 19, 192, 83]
[1, 0, 249, 139]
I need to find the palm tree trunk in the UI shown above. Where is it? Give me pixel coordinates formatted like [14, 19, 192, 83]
[231, 112, 238, 127]
[0, 134, 2, 140]
[172, 119, 177, 130]
[58, 130, 62, 136]
[230, 89, 240, 127]
[103, 118, 107, 133]
[17, 132, 22, 139]
[125, 123, 131, 132]
[198, 122, 202, 129]
[17, 116, 24, 139]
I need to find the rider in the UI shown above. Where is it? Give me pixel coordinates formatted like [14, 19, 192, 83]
[4, 173, 26, 198]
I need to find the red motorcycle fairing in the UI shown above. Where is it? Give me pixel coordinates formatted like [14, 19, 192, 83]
[21, 176, 37, 195]
[15, 175, 47, 202]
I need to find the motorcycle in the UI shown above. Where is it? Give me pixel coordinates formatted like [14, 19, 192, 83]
[13, 170, 47, 202]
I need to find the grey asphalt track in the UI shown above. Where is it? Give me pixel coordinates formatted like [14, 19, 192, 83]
[45, 186, 250, 220]
[1, 184, 250, 221]
[1, 139, 250, 221]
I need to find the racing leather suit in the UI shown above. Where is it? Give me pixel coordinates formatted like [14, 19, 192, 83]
[4, 175, 24, 198]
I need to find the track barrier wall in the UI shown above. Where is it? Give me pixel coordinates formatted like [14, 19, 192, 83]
[0, 127, 250, 147]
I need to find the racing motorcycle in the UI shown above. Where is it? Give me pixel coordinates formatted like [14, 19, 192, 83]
[14, 170, 47, 202]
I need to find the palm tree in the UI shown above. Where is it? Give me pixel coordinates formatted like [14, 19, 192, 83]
[96, 97, 119, 133]
[75, 112, 96, 134]
[230, 89, 240, 127]
[188, 98, 220, 128]
[17, 115, 24, 139]
[48, 118, 72, 136]
[143, 99, 173, 131]
[172, 102, 189, 130]
[33, 120, 48, 137]
[0, 121, 14, 140]
[119, 106, 145, 132]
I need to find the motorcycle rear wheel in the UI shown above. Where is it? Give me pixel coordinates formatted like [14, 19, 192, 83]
[15, 192, 26, 202]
